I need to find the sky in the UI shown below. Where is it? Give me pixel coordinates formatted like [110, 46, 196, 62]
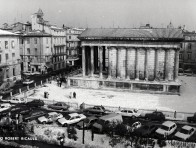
[0, 0, 196, 31]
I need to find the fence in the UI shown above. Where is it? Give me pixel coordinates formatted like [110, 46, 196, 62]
[2, 73, 195, 123]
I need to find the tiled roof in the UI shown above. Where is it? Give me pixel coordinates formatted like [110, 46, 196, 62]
[79, 28, 184, 40]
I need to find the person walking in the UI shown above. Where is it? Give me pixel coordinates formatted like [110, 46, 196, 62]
[73, 92, 76, 99]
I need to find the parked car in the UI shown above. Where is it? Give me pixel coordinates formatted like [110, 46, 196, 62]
[38, 112, 63, 124]
[24, 110, 46, 122]
[48, 102, 69, 111]
[9, 97, 25, 104]
[57, 113, 86, 126]
[174, 125, 195, 141]
[26, 99, 44, 107]
[23, 71, 35, 76]
[145, 111, 165, 121]
[178, 68, 184, 76]
[155, 121, 177, 139]
[92, 113, 123, 133]
[134, 123, 159, 137]
[0, 88, 13, 95]
[84, 105, 111, 115]
[184, 68, 193, 76]
[187, 113, 196, 123]
[77, 116, 98, 129]
[116, 109, 141, 118]
[0, 103, 12, 112]
[0, 104, 32, 118]
[23, 79, 34, 85]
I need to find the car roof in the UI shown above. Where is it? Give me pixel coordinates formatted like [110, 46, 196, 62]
[0, 103, 11, 106]
[48, 112, 58, 115]
[182, 125, 193, 130]
[162, 121, 175, 127]
[69, 113, 79, 117]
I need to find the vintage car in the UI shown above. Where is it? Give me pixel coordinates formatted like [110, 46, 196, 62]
[23, 79, 34, 85]
[174, 125, 195, 141]
[57, 113, 86, 127]
[38, 112, 63, 124]
[116, 109, 141, 118]
[155, 121, 177, 139]
[48, 102, 69, 111]
[9, 97, 25, 104]
[77, 116, 98, 129]
[0, 103, 12, 112]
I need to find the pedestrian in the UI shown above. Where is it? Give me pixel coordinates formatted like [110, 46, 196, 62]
[174, 111, 177, 118]
[73, 92, 76, 99]
[59, 81, 62, 87]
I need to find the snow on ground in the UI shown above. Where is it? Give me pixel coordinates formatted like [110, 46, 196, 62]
[29, 76, 196, 113]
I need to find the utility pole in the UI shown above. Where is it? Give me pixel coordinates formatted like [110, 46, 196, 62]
[82, 120, 85, 144]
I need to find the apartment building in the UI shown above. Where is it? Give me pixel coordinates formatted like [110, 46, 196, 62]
[0, 29, 21, 82]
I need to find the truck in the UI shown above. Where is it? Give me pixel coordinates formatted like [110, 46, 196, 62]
[187, 113, 196, 123]
[92, 113, 123, 133]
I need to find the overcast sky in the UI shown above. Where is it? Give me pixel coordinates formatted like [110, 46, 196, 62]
[0, 0, 196, 31]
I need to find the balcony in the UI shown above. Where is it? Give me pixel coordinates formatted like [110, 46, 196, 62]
[52, 52, 67, 56]
[67, 55, 79, 61]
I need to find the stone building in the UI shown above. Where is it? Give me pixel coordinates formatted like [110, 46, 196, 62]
[66, 28, 85, 66]
[31, 9, 66, 71]
[0, 29, 21, 82]
[179, 31, 196, 73]
[20, 30, 52, 73]
[68, 28, 183, 95]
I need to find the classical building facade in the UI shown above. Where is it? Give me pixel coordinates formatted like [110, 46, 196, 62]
[0, 29, 21, 82]
[31, 9, 66, 71]
[68, 28, 183, 95]
[66, 28, 85, 66]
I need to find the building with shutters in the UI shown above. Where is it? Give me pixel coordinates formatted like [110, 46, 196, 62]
[31, 9, 66, 71]
[68, 28, 184, 95]
[0, 29, 21, 82]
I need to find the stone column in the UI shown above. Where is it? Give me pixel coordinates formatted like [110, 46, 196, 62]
[135, 48, 139, 80]
[164, 49, 169, 81]
[99, 46, 103, 78]
[116, 47, 120, 78]
[126, 48, 129, 79]
[82, 46, 86, 77]
[174, 49, 179, 81]
[108, 47, 111, 79]
[90, 46, 94, 77]
[145, 48, 148, 81]
[103, 46, 106, 71]
[154, 48, 158, 80]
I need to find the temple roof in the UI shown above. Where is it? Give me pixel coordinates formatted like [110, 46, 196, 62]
[79, 28, 184, 41]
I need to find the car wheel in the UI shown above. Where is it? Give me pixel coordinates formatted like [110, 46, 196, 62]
[63, 123, 67, 127]
[132, 115, 136, 119]
[42, 121, 46, 124]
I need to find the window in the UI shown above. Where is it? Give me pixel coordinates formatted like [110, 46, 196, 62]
[179, 54, 182, 60]
[13, 68, 15, 76]
[46, 38, 48, 44]
[12, 53, 15, 59]
[35, 48, 37, 55]
[11, 40, 15, 48]
[188, 53, 191, 60]
[34, 38, 37, 44]
[5, 54, 9, 60]
[5, 41, 8, 49]
[27, 38, 30, 44]
[27, 48, 30, 54]
[69, 36, 71, 39]
[188, 43, 192, 50]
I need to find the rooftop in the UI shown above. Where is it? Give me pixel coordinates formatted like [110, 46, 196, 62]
[162, 121, 176, 127]
[0, 29, 18, 36]
[79, 28, 184, 41]
[182, 125, 194, 131]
